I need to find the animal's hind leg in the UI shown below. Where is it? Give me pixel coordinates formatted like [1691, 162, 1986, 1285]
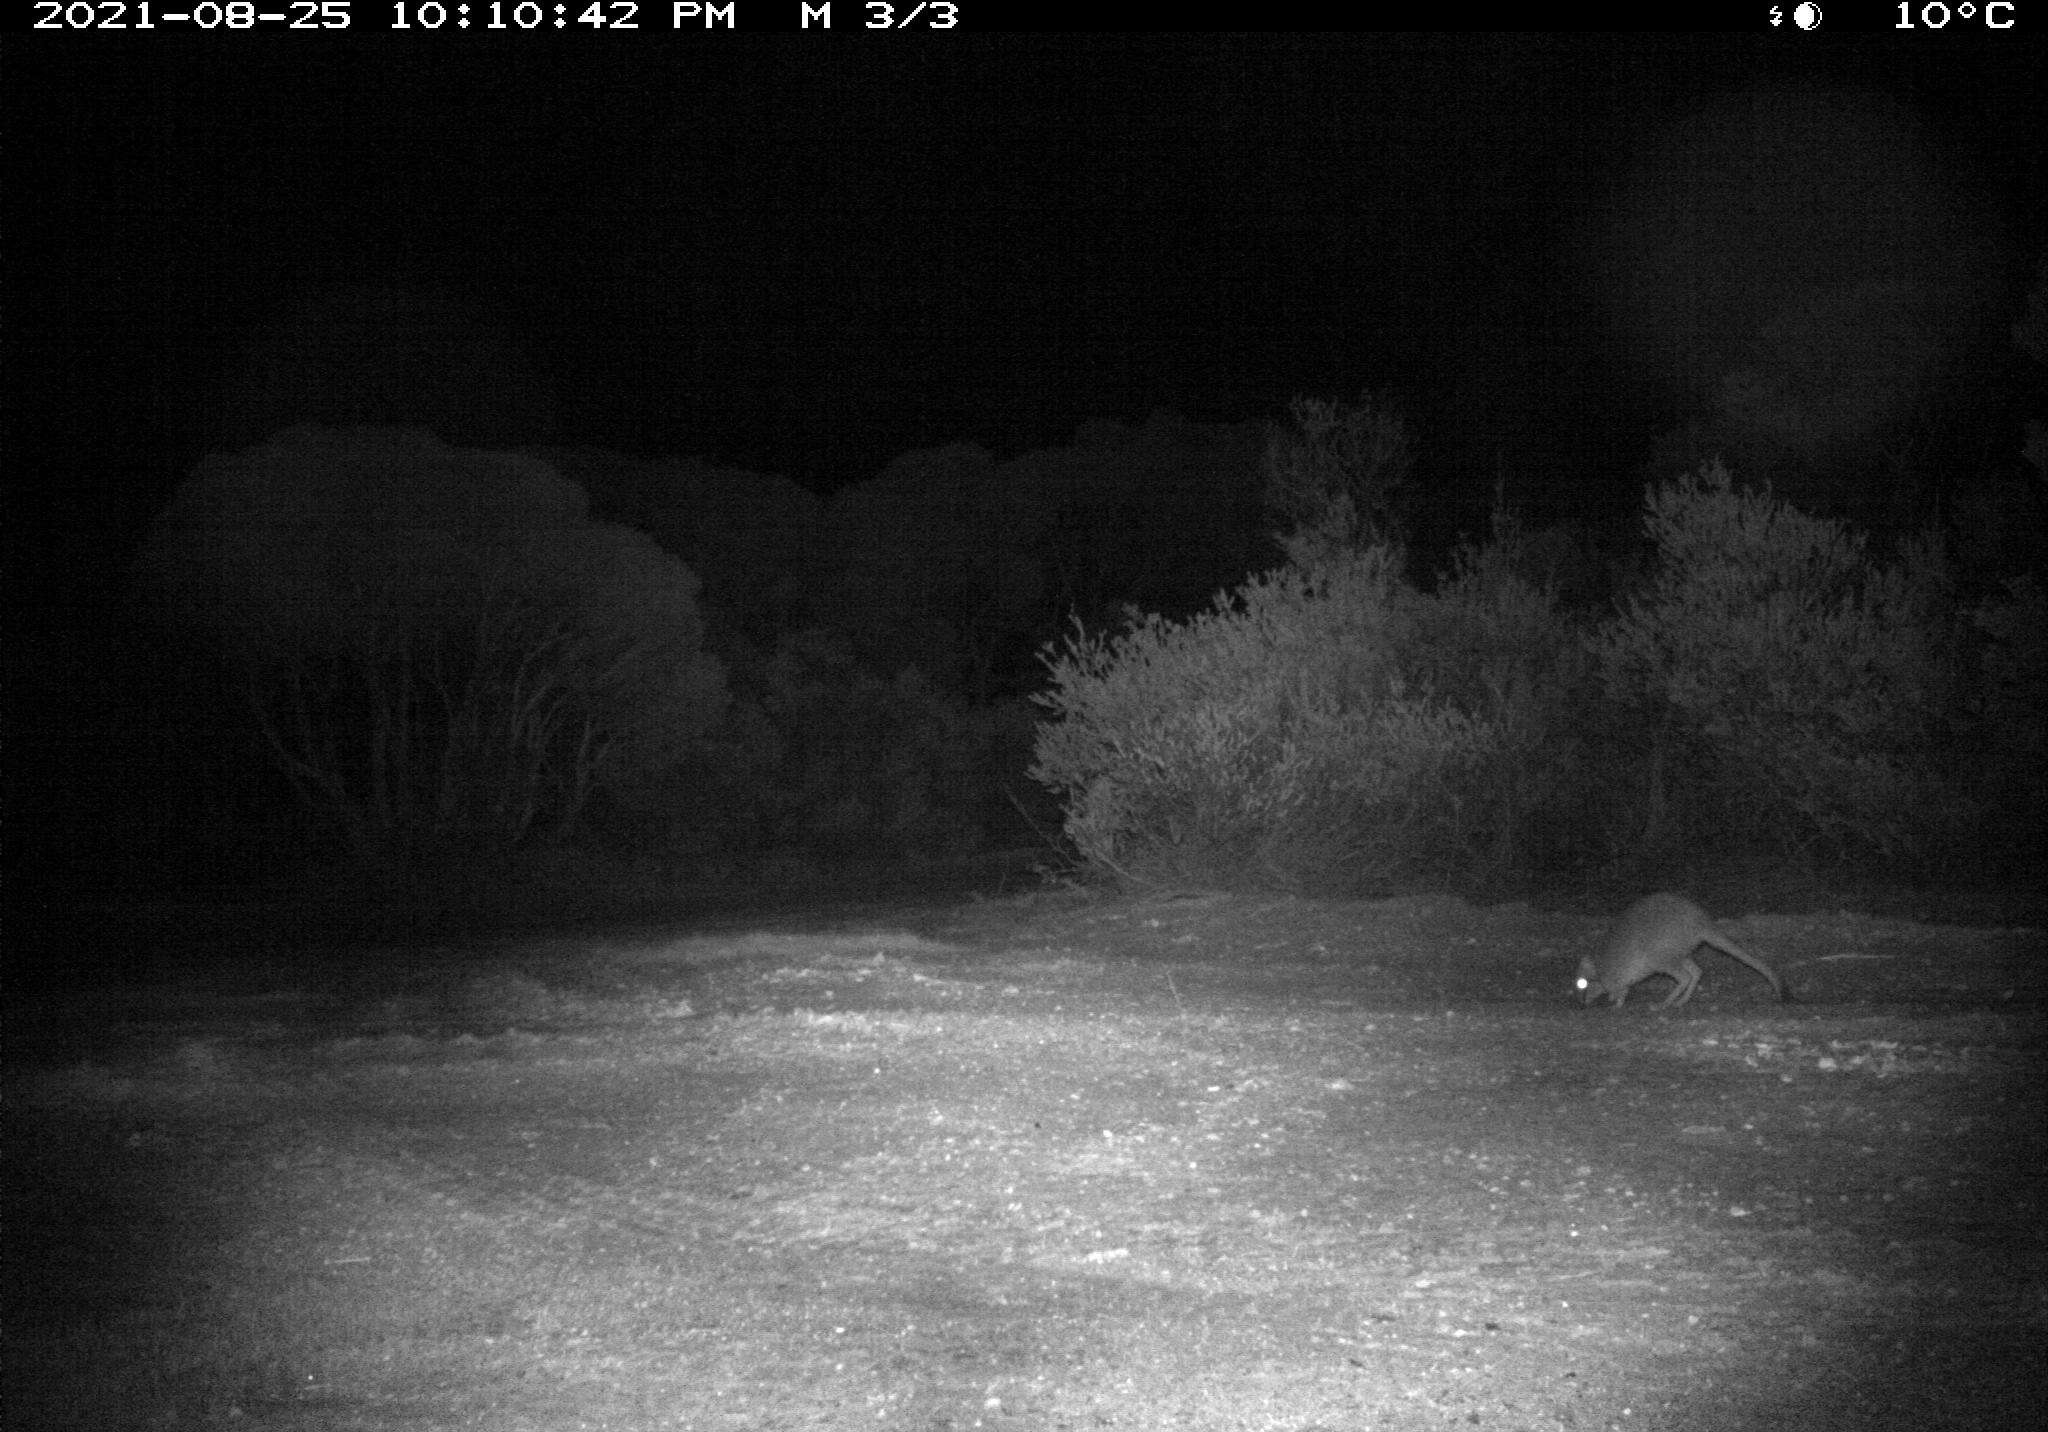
[1660, 957, 1702, 1008]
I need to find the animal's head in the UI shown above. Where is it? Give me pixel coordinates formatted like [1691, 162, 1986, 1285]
[1573, 955, 1606, 1005]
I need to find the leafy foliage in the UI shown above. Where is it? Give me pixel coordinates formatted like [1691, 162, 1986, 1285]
[1030, 391, 1598, 895]
[753, 629, 996, 858]
[1406, 514, 1593, 876]
[608, 628, 1005, 865]
[1969, 573, 2048, 839]
[1588, 460, 1963, 859]
[1031, 546, 1507, 892]
[1261, 391, 1414, 561]
[138, 426, 725, 856]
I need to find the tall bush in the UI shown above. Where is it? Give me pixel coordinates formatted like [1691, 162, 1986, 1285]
[1967, 573, 2048, 860]
[611, 628, 1000, 866]
[1031, 546, 1498, 892]
[138, 426, 726, 857]
[1588, 460, 1962, 859]
[1407, 512, 1589, 876]
[1262, 391, 1414, 562]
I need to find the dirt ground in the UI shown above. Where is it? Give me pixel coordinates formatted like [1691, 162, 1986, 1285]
[3, 889, 2043, 1431]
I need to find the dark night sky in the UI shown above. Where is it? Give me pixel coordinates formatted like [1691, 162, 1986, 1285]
[8, 28, 2043, 587]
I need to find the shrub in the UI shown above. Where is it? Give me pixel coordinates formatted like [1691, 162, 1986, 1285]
[1030, 546, 1502, 893]
[1587, 460, 1965, 861]
[1407, 512, 1592, 877]
[616, 628, 999, 866]
[1261, 391, 1414, 556]
[1965, 573, 2048, 859]
[757, 630, 990, 859]
[138, 426, 726, 859]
